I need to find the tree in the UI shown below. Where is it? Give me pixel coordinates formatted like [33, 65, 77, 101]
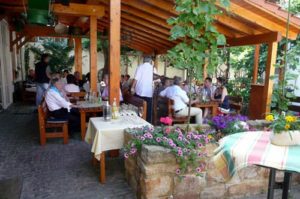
[167, 0, 230, 124]
[29, 39, 74, 73]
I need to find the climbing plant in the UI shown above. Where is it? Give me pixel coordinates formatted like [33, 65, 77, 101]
[167, 0, 230, 123]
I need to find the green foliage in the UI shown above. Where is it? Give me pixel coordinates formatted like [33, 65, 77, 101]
[24, 47, 30, 73]
[266, 113, 300, 134]
[29, 39, 74, 73]
[167, 0, 230, 79]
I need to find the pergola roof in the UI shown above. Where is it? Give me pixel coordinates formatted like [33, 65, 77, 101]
[1, 0, 300, 53]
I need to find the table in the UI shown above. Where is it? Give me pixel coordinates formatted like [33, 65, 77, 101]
[77, 101, 103, 140]
[213, 131, 300, 199]
[85, 115, 150, 183]
[193, 101, 219, 117]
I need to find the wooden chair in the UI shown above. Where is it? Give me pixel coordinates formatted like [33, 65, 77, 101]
[67, 91, 86, 103]
[38, 101, 69, 145]
[123, 93, 147, 120]
[167, 98, 188, 124]
[288, 96, 300, 113]
[228, 95, 243, 114]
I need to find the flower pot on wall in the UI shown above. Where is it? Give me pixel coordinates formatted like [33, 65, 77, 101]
[270, 131, 300, 146]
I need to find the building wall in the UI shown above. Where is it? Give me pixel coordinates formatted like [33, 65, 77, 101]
[0, 20, 14, 109]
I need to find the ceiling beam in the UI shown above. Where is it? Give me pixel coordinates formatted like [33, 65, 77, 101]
[52, 3, 105, 17]
[122, 41, 154, 54]
[226, 32, 282, 47]
[218, 1, 299, 40]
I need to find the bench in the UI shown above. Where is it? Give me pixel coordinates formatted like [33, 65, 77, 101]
[38, 101, 69, 145]
[288, 96, 300, 113]
[123, 94, 147, 120]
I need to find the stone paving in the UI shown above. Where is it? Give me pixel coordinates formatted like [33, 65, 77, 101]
[0, 103, 300, 199]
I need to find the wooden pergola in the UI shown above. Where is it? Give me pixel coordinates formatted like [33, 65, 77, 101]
[1, 0, 300, 118]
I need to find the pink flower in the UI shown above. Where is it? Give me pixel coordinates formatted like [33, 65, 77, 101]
[148, 133, 153, 139]
[196, 167, 202, 173]
[186, 134, 192, 140]
[197, 143, 203, 148]
[124, 153, 129, 159]
[178, 136, 183, 141]
[198, 152, 203, 157]
[176, 168, 181, 175]
[130, 148, 137, 155]
[163, 137, 168, 141]
[140, 136, 145, 141]
[165, 128, 171, 134]
[160, 117, 173, 126]
[156, 137, 162, 142]
[178, 151, 183, 156]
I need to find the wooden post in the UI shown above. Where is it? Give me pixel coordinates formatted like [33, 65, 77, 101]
[154, 54, 159, 70]
[252, 45, 260, 84]
[90, 16, 98, 92]
[109, 0, 121, 105]
[74, 37, 82, 78]
[261, 42, 278, 115]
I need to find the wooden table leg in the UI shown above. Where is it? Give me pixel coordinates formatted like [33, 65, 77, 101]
[267, 168, 276, 199]
[80, 111, 86, 140]
[212, 105, 218, 117]
[99, 152, 106, 183]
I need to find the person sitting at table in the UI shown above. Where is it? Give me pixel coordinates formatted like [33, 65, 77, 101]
[201, 77, 216, 118]
[101, 74, 123, 102]
[45, 75, 80, 134]
[212, 77, 230, 112]
[160, 76, 202, 124]
[64, 74, 80, 93]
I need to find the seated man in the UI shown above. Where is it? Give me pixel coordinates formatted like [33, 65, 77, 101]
[101, 74, 123, 102]
[160, 76, 202, 124]
[64, 74, 80, 93]
[45, 75, 80, 133]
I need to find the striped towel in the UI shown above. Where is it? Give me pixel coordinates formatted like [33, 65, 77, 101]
[213, 131, 300, 181]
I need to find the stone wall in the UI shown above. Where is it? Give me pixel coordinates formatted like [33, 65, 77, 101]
[124, 131, 299, 199]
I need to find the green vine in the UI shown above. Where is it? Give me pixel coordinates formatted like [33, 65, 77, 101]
[167, 0, 230, 124]
[24, 46, 30, 73]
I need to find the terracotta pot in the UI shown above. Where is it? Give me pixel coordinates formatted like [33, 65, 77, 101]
[270, 131, 300, 146]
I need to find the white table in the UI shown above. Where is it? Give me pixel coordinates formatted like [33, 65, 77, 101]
[85, 115, 150, 183]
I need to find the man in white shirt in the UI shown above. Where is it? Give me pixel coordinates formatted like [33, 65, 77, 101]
[45, 76, 79, 134]
[64, 74, 80, 93]
[131, 55, 156, 123]
[160, 76, 202, 124]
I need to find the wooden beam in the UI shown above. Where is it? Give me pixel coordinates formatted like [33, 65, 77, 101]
[109, 0, 121, 105]
[90, 15, 98, 92]
[74, 38, 83, 78]
[227, 32, 282, 47]
[252, 45, 260, 84]
[261, 42, 278, 114]
[52, 3, 105, 17]
[10, 33, 23, 50]
[17, 36, 32, 50]
[218, 1, 299, 40]
[122, 41, 153, 54]
[125, 32, 169, 49]
[154, 54, 159, 70]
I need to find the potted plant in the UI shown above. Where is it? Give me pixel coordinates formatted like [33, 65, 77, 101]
[265, 113, 300, 146]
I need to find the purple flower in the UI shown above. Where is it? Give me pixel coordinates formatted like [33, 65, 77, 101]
[140, 136, 145, 141]
[130, 148, 137, 155]
[198, 152, 203, 157]
[124, 153, 129, 159]
[186, 134, 192, 139]
[156, 137, 162, 142]
[178, 136, 183, 141]
[176, 168, 181, 175]
[196, 167, 202, 173]
[197, 143, 203, 148]
[148, 134, 153, 139]
[178, 151, 183, 156]
[163, 137, 168, 141]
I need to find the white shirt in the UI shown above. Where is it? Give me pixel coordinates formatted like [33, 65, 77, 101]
[134, 62, 156, 98]
[64, 84, 80, 93]
[45, 88, 72, 112]
[159, 85, 189, 111]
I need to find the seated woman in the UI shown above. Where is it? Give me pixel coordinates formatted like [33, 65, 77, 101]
[64, 74, 80, 93]
[101, 74, 123, 102]
[160, 76, 202, 124]
[213, 77, 230, 111]
[45, 75, 80, 134]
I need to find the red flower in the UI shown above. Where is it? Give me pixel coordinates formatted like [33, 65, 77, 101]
[160, 117, 173, 126]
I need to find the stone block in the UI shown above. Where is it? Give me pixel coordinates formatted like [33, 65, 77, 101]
[206, 160, 226, 184]
[140, 174, 173, 198]
[204, 143, 218, 158]
[141, 145, 176, 165]
[227, 179, 268, 198]
[237, 165, 259, 180]
[124, 130, 135, 145]
[137, 157, 178, 177]
[200, 184, 226, 199]
[173, 174, 206, 198]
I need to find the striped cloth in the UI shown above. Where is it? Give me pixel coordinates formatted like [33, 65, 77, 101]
[213, 131, 300, 181]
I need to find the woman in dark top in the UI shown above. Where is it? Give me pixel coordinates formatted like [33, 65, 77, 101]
[213, 77, 229, 110]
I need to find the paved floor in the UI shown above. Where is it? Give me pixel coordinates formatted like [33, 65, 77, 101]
[0, 104, 300, 199]
[0, 104, 134, 199]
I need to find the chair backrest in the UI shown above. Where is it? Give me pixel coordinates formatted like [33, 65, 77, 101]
[38, 101, 48, 131]
[228, 95, 243, 113]
[67, 91, 86, 102]
[288, 96, 300, 113]
[123, 94, 147, 120]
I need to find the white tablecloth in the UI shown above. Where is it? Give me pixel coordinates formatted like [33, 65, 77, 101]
[85, 115, 150, 160]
